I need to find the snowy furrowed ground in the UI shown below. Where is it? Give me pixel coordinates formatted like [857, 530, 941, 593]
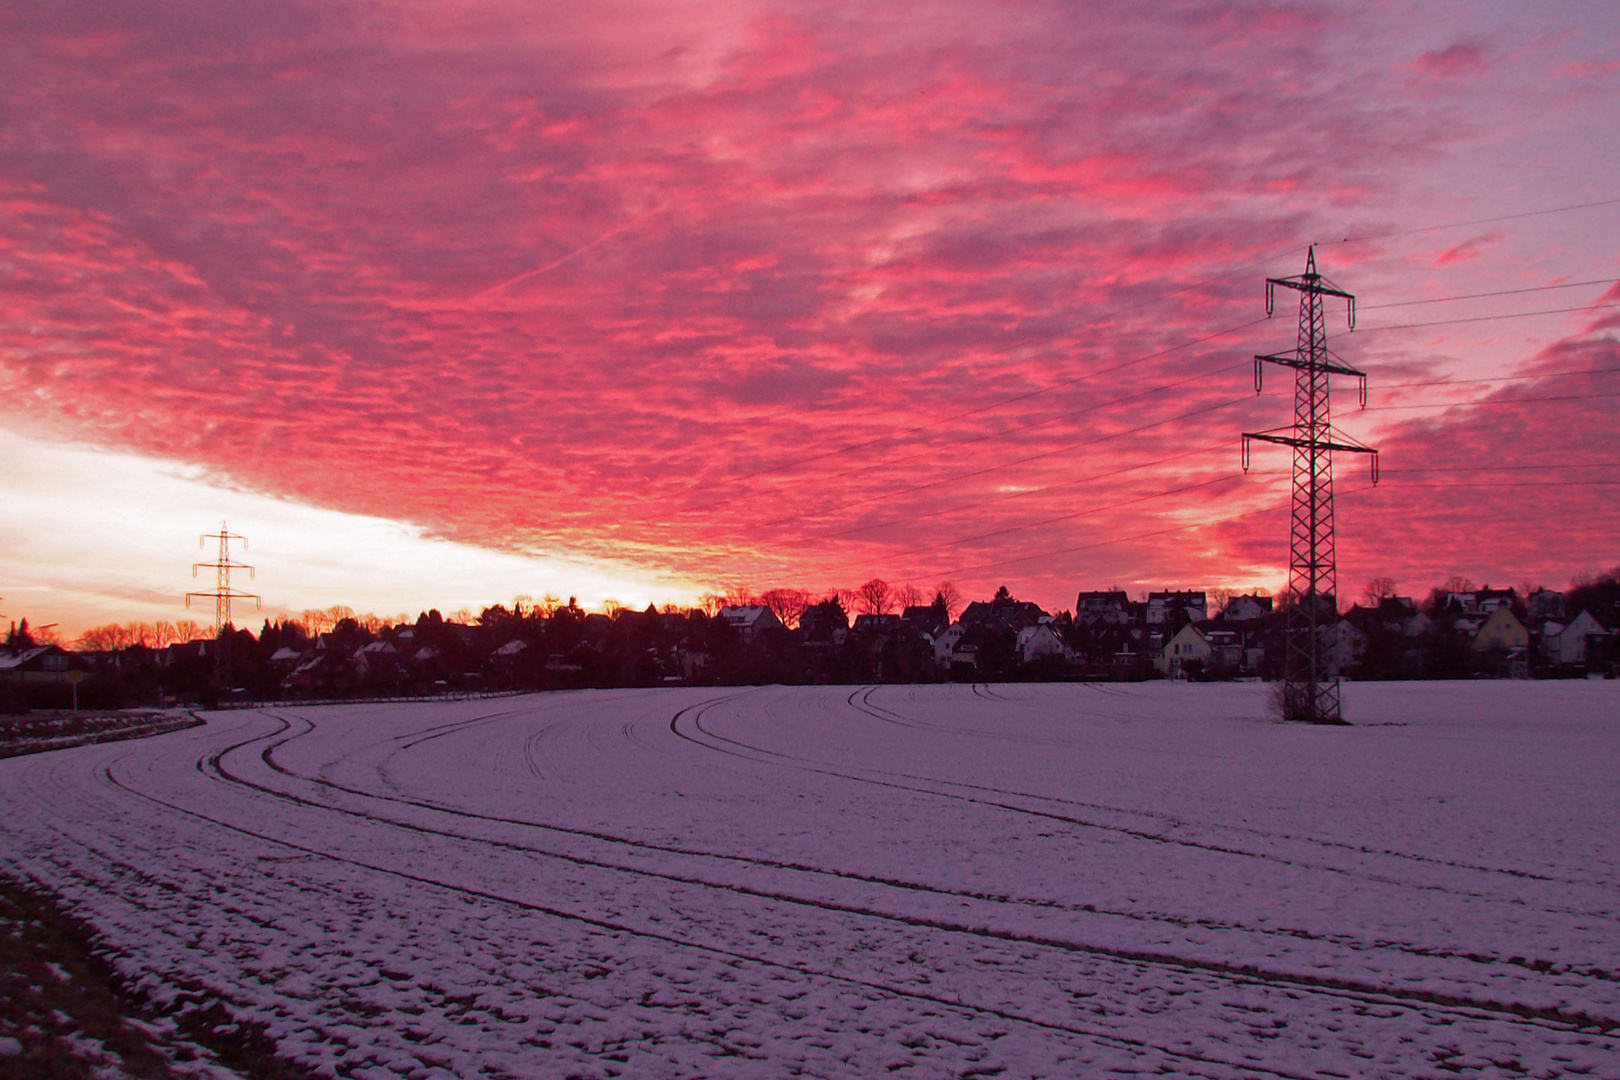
[2, 681, 1618, 1079]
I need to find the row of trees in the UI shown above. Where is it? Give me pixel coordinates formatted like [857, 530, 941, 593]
[695, 581, 965, 627]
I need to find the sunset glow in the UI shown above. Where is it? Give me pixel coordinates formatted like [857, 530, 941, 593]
[2, 0, 1617, 636]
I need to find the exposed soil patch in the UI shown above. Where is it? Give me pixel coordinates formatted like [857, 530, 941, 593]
[0, 874, 316, 1080]
[0, 713, 202, 759]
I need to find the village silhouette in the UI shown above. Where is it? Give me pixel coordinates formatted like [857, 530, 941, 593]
[3, 567, 1616, 713]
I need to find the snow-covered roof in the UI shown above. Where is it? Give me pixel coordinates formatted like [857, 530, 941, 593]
[0, 645, 58, 670]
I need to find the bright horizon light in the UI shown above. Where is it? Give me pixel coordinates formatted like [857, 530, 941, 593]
[0, 423, 702, 638]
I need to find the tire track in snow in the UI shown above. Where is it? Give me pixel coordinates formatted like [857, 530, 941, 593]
[78, 710, 1333, 1080]
[13, 695, 1619, 1078]
[841, 685, 1615, 897]
[671, 688, 1620, 995]
[252, 696, 1525, 994]
[189, 704, 1620, 1039]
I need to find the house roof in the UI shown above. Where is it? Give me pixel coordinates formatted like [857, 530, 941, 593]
[0, 645, 58, 670]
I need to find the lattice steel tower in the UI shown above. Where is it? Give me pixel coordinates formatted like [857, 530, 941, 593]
[1242, 248, 1378, 724]
[187, 521, 260, 685]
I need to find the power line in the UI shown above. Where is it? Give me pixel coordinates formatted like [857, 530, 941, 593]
[1361, 278, 1615, 310]
[1340, 479, 1620, 492]
[735, 362, 1252, 522]
[671, 199, 1620, 518]
[677, 365, 1253, 540]
[694, 395, 1251, 543]
[790, 442, 1237, 544]
[1355, 301, 1620, 333]
[680, 293, 1614, 527]
[675, 317, 1270, 511]
[668, 366, 1620, 555]
[764, 456, 1620, 579]
[796, 475, 1242, 575]
[1360, 389, 1620, 413]
[1329, 196, 1620, 245]
[1374, 366, 1620, 392]
[1379, 461, 1620, 474]
[758, 361, 1620, 539]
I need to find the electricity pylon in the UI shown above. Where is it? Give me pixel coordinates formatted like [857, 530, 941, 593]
[1242, 248, 1378, 724]
[187, 522, 260, 688]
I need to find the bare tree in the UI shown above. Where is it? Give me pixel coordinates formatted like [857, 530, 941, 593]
[1441, 575, 1474, 595]
[175, 619, 207, 642]
[74, 625, 114, 651]
[301, 609, 335, 635]
[152, 621, 180, 647]
[717, 583, 756, 608]
[893, 584, 924, 611]
[697, 592, 725, 617]
[933, 582, 963, 621]
[1207, 587, 1233, 618]
[761, 588, 810, 629]
[855, 578, 894, 616]
[1361, 577, 1398, 607]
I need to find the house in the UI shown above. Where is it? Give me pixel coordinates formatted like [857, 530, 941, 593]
[1075, 591, 1135, 626]
[959, 590, 1048, 633]
[1322, 618, 1368, 676]
[900, 604, 948, 639]
[1444, 587, 1519, 617]
[1089, 624, 1146, 679]
[0, 644, 81, 685]
[1526, 588, 1566, 622]
[933, 623, 967, 667]
[1146, 591, 1207, 626]
[1198, 624, 1245, 674]
[1157, 623, 1210, 677]
[718, 606, 783, 643]
[1472, 607, 1528, 653]
[851, 613, 902, 636]
[1542, 610, 1611, 668]
[352, 640, 404, 685]
[1017, 623, 1069, 666]
[948, 640, 979, 672]
[1223, 594, 1274, 621]
[800, 600, 849, 646]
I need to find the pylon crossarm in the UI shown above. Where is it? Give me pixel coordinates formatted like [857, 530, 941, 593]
[1242, 431, 1378, 483]
[1255, 348, 1365, 376]
[1253, 351, 1367, 388]
[1266, 275, 1354, 301]
[1242, 430, 1374, 455]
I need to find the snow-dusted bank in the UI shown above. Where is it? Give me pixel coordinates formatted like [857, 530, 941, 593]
[2, 681, 1617, 1079]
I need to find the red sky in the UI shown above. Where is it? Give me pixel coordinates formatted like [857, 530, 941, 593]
[2, 0, 1617, 633]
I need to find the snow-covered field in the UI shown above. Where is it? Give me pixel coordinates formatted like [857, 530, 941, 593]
[3, 681, 1618, 1079]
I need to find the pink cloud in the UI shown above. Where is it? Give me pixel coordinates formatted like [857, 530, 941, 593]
[1432, 231, 1505, 266]
[0, 0, 1610, 615]
[1408, 40, 1491, 80]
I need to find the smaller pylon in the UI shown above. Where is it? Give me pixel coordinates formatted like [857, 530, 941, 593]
[187, 522, 260, 688]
